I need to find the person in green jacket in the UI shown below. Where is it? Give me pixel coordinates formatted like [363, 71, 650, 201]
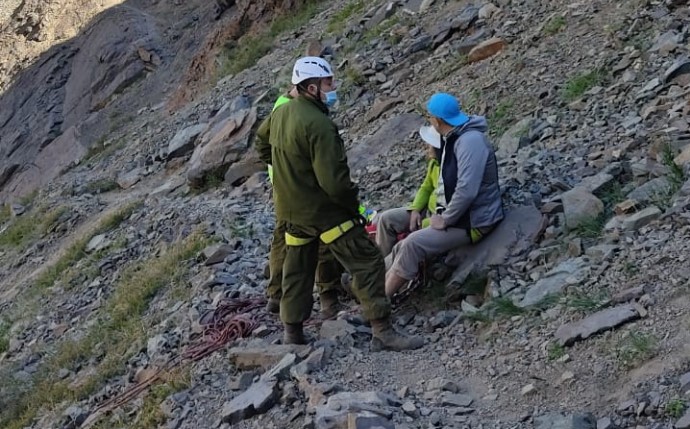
[256, 56, 424, 351]
[375, 125, 442, 259]
[254, 42, 345, 319]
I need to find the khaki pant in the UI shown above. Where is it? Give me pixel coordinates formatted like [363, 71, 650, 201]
[388, 223, 472, 280]
[281, 223, 390, 324]
[375, 207, 414, 257]
[266, 220, 342, 301]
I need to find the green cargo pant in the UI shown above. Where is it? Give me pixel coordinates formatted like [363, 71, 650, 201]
[266, 220, 343, 301]
[281, 223, 391, 324]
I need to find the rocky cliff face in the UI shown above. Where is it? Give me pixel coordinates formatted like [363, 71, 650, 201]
[0, 0, 310, 203]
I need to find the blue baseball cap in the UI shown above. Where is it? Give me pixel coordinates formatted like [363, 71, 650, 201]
[426, 93, 469, 127]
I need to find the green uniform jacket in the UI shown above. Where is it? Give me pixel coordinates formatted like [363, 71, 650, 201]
[408, 158, 440, 228]
[256, 96, 360, 228]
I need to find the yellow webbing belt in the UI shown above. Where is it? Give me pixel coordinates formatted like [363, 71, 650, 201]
[285, 220, 357, 246]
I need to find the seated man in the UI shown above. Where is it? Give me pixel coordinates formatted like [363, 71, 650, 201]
[385, 93, 505, 298]
[375, 125, 442, 257]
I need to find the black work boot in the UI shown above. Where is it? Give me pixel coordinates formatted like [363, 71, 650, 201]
[265, 298, 280, 314]
[319, 290, 342, 320]
[283, 323, 309, 345]
[370, 317, 424, 352]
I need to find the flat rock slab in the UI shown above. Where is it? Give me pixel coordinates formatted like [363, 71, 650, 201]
[326, 391, 394, 412]
[535, 412, 596, 429]
[348, 413, 395, 429]
[348, 114, 424, 171]
[221, 379, 278, 424]
[555, 304, 641, 346]
[202, 243, 234, 265]
[519, 257, 589, 308]
[228, 344, 307, 370]
[676, 409, 690, 429]
[441, 393, 473, 407]
[448, 205, 544, 287]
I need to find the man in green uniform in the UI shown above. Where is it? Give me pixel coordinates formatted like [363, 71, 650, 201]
[256, 56, 424, 351]
[255, 88, 344, 319]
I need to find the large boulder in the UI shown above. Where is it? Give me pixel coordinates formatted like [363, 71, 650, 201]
[561, 187, 604, 229]
[447, 206, 545, 287]
[186, 96, 257, 188]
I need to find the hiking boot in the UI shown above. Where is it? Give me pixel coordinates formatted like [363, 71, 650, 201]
[370, 317, 425, 352]
[283, 323, 309, 345]
[319, 290, 342, 320]
[265, 298, 280, 314]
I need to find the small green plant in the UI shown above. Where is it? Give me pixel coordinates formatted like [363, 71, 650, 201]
[666, 398, 686, 419]
[489, 100, 515, 136]
[0, 321, 10, 354]
[599, 181, 626, 208]
[662, 143, 686, 188]
[219, 0, 325, 77]
[488, 297, 525, 317]
[570, 214, 606, 239]
[0, 206, 67, 249]
[543, 16, 566, 35]
[616, 331, 657, 369]
[33, 201, 141, 290]
[567, 290, 609, 311]
[0, 204, 10, 224]
[547, 343, 566, 361]
[562, 69, 606, 102]
[623, 261, 639, 275]
[327, 0, 366, 34]
[434, 53, 469, 81]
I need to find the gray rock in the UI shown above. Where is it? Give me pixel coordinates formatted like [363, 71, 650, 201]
[596, 417, 613, 429]
[326, 391, 392, 411]
[426, 377, 459, 393]
[63, 405, 89, 424]
[365, 1, 398, 30]
[442, 393, 473, 407]
[419, 0, 435, 13]
[534, 412, 596, 429]
[117, 167, 143, 189]
[584, 244, 618, 262]
[561, 187, 604, 230]
[167, 123, 207, 159]
[86, 233, 110, 252]
[262, 353, 298, 381]
[451, 5, 479, 31]
[228, 343, 307, 370]
[320, 319, 356, 341]
[349, 114, 424, 171]
[497, 117, 532, 158]
[677, 409, 690, 429]
[430, 310, 460, 328]
[10, 203, 25, 216]
[221, 379, 279, 424]
[147, 334, 168, 359]
[663, 58, 690, 83]
[680, 372, 690, 391]
[611, 286, 645, 304]
[626, 178, 671, 204]
[478, 3, 499, 19]
[229, 372, 255, 391]
[202, 243, 235, 266]
[579, 173, 615, 196]
[402, 401, 418, 417]
[555, 304, 642, 346]
[621, 206, 662, 231]
[348, 414, 395, 429]
[519, 258, 589, 307]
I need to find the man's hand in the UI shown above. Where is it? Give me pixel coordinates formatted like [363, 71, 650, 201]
[409, 210, 423, 232]
[430, 214, 447, 230]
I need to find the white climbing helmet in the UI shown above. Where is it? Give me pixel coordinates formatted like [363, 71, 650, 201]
[291, 56, 334, 85]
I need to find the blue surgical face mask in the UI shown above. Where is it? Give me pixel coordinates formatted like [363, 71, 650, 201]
[324, 90, 338, 107]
